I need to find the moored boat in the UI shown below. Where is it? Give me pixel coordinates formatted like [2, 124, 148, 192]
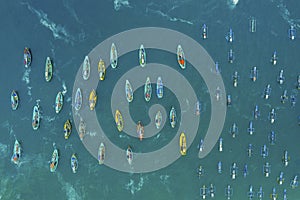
[55, 91, 63, 114]
[70, 153, 78, 173]
[125, 80, 133, 103]
[98, 142, 105, 164]
[202, 24, 208, 39]
[82, 56, 90, 80]
[78, 118, 86, 141]
[115, 110, 124, 132]
[156, 76, 163, 99]
[11, 139, 21, 165]
[169, 106, 176, 128]
[98, 59, 106, 81]
[64, 119, 72, 139]
[177, 45, 186, 69]
[144, 77, 152, 102]
[126, 146, 133, 165]
[89, 89, 97, 111]
[74, 88, 82, 111]
[32, 102, 40, 130]
[24, 47, 32, 68]
[180, 132, 187, 155]
[110, 43, 118, 68]
[195, 100, 201, 116]
[11, 90, 19, 110]
[136, 121, 144, 141]
[139, 44, 146, 67]
[155, 111, 162, 129]
[50, 144, 59, 172]
[45, 57, 53, 82]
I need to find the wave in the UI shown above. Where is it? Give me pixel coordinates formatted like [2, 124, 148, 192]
[114, 0, 131, 11]
[22, 68, 33, 100]
[62, 0, 82, 24]
[274, 0, 300, 28]
[124, 176, 147, 195]
[1, 121, 14, 137]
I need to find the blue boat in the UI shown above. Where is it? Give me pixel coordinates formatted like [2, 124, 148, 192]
[228, 49, 235, 63]
[288, 25, 296, 40]
[156, 76, 163, 99]
[226, 28, 234, 43]
[202, 24, 208, 39]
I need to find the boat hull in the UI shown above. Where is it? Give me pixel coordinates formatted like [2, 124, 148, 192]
[71, 154, 78, 173]
[50, 149, 59, 172]
[180, 132, 187, 155]
[55, 91, 63, 114]
[98, 143, 105, 164]
[126, 146, 133, 165]
[79, 119, 86, 141]
[82, 56, 90, 80]
[98, 59, 106, 81]
[89, 89, 97, 111]
[137, 121, 144, 141]
[170, 107, 176, 128]
[144, 77, 152, 102]
[24, 47, 32, 68]
[110, 43, 118, 68]
[11, 139, 21, 165]
[156, 77, 163, 99]
[115, 110, 124, 132]
[64, 119, 72, 139]
[45, 57, 53, 82]
[32, 104, 40, 130]
[177, 45, 186, 69]
[155, 111, 162, 129]
[11, 90, 19, 110]
[125, 80, 133, 103]
[74, 88, 82, 111]
[139, 45, 146, 67]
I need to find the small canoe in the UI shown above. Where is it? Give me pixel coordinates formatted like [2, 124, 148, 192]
[110, 43, 118, 68]
[32, 103, 40, 130]
[11, 139, 21, 165]
[144, 77, 152, 102]
[98, 142, 105, 165]
[64, 119, 72, 139]
[170, 106, 176, 128]
[115, 110, 124, 132]
[177, 45, 186, 69]
[156, 76, 163, 99]
[98, 59, 106, 81]
[125, 80, 133, 103]
[55, 91, 63, 114]
[82, 56, 90, 80]
[78, 118, 86, 141]
[180, 132, 187, 155]
[155, 111, 162, 129]
[11, 90, 19, 110]
[89, 89, 97, 111]
[50, 147, 59, 172]
[195, 101, 201, 116]
[24, 47, 32, 68]
[45, 57, 53, 82]
[139, 44, 146, 67]
[70, 153, 78, 173]
[136, 121, 144, 141]
[126, 146, 133, 165]
[74, 88, 82, 111]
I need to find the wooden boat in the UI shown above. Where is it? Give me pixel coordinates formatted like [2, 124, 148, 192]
[50, 145, 59, 172]
[195, 101, 201, 116]
[98, 142, 105, 165]
[89, 89, 97, 111]
[177, 45, 186, 69]
[78, 118, 86, 141]
[32, 102, 40, 130]
[115, 110, 124, 132]
[24, 47, 32, 68]
[55, 91, 63, 114]
[98, 59, 106, 81]
[11, 139, 21, 165]
[11, 90, 19, 110]
[110, 43, 118, 68]
[180, 132, 187, 155]
[126, 146, 133, 165]
[139, 44, 146, 67]
[144, 77, 152, 102]
[169, 106, 176, 128]
[45, 57, 53, 82]
[70, 153, 78, 173]
[155, 111, 162, 129]
[136, 121, 144, 141]
[156, 76, 163, 99]
[125, 80, 133, 103]
[82, 56, 90, 80]
[74, 88, 82, 111]
[64, 119, 72, 139]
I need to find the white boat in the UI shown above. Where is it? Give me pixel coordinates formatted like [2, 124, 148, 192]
[139, 44, 146, 67]
[70, 153, 78, 173]
[74, 88, 82, 111]
[110, 43, 118, 68]
[98, 143, 105, 164]
[50, 145, 59, 173]
[177, 45, 186, 69]
[125, 80, 133, 103]
[156, 76, 163, 99]
[82, 56, 90, 80]
[144, 77, 152, 102]
[55, 91, 63, 114]
[126, 146, 133, 165]
[155, 111, 162, 129]
[11, 139, 21, 165]
[169, 106, 176, 128]
[32, 102, 40, 130]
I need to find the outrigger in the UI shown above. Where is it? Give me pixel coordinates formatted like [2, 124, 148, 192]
[250, 66, 258, 82]
[263, 162, 271, 177]
[247, 121, 254, 135]
[277, 171, 284, 185]
[202, 24, 208, 39]
[227, 95, 232, 106]
[261, 144, 269, 158]
[230, 162, 238, 180]
[200, 185, 208, 199]
[281, 90, 288, 103]
[257, 186, 264, 200]
[282, 150, 290, 167]
[243, 164, 248, 178]
[270, 187, 278, 200]
[232, 71, 239, 87]
[247, 144, 253, 157]
[263, 84, 271, 99]
[277, 69, 285, 85]
[228, 49, 234, 63]
[218, 137, 223, 152]
[268, 108, 276, 124]
[269, 131, 276, 145]
[209, 183, 216, 198]
[226, 28, 234, 43]
[249, 17, 256, 33]
[271, 51, 278, 65]
[225, 185, 233, 200]
[247, 185, 255, 200]
[218, 161, 222, 174]
[253, 105, 260, 119]
[288, 25, 296, 40]
[230, 123, 238, 138]
[290, 175, 299, 189]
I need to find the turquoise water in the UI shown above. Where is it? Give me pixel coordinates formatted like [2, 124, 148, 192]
[0, 0, 299, 199]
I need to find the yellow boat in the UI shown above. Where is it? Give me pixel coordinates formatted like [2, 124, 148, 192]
[115, 110, 124, 132]
[64, 119, 72, 139]
[98, 59, 106, 81]
[89, 89, 97, 111]
[179, 132, 187, 155]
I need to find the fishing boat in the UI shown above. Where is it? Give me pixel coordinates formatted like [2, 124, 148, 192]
[98, 59, 106, 81]
[202, 24, 208, 39]
[169, 106, 176, 128]
[89, 89, 97, 111]
[156, 76, 163, 99]
[55, 91, 63, 114]
[82, 56, 90, 80]
[139, 44, 146, 67]
[144, 77, 152, 102]
[115, 110, 124, 132]
[195, 100, 201, 116]
[289, 25, 296, 40]
[64, 119, 72, 139]
[125, 80, 133, 103]
[32, 102, 40, 130]
[177, 45, 186, 69]
[126, 146, 133, 165]
[179, 132, 187, 155]
[11, 139, 21, 165]
[11, 90, 19, 110]
[155, 111, 162, 129]
[110, 43, 118, 68]
[45, 57, 53, 82]
[74, 88, 82, 111]
[78, 118, 86, 141]
[136, 121, 144, 141]
[24, 47, 32, 68]
[70, 153, 78, 173]
[49, 144, 59, 172]
[98, 142, 105, 164]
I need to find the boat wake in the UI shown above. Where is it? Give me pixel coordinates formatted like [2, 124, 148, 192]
[0, 142, 8, 158]
[274, 0, 300, 28]
[125, 176, 147, 195]
[22, 68, 32, 100]
[1, 121, 14, 137]
[62, 0, 82, 24]
[62, 81, 68, 96]
[57, 173, 84, 200]
[114, 0, 131, 11]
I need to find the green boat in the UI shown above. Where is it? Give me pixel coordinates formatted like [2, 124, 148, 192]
[144, 77, 151, 102]
[55, 91, 63, 114]
[45, 57, 53, 82]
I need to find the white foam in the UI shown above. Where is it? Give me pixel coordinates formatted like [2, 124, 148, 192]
[62, 81, 68, 96]
[114, 0, 131, 11]
[227, 0, 239, 9]
[146, 8, 193, 25]
[125, 177, 146, 195]
[276, 0, 300, 28]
